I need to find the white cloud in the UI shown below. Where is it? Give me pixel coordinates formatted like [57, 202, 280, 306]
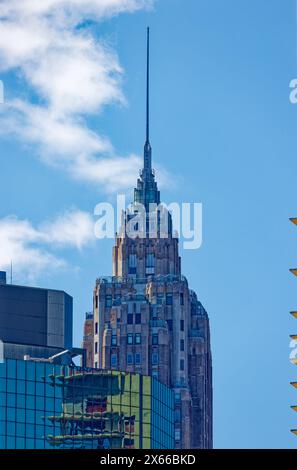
[40, 209, 95, 249]
[0, 0, 152, 23]
[0, 99, 143, 191]
[0, 209, 95, 280]
[0, 0, 155, 192]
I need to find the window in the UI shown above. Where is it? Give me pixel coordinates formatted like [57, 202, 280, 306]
[151, 306, 157, 319]
[111, 335, 117, 346]
[127, 313, 133, 325]
[129, 254, 137, 274]
[146, 267, 155, 275]
[135, 313, 141, 324]
[17, 394, 25, 409]
[180, 339, 184, 351]
[167, 319, 173, 331]
[180, 319, 184, 331]
[152, 353, 159, 365]
[127, 333, 133, 345]
[129, 254, 137, 268]
[180, 293, 184, 305]
[111, 354, 117, 367]
[175, 409, 181, 422]
[146, 253, 155, 267]
[180, 359, 184, 371]
[95, 342, 98, 354]
[157, 294, 163, 305]
[95, 322, 98, 335]
[146, 253, 155, 274]
[175, 391, 181, 404]
[127, 353, 134, 365]
[135, 333, 141, 344]
[115, 294, 121, 305]
[95, 295, 98, 309]
[152, 334, 158, 345]
[105, 295, 112, 308]
[135, 353, 141, 365]
[152, 370, 159, 379]
[95, 362, 98, 368]
[175, 429, 181, 441]
[166, 293, 173, 305]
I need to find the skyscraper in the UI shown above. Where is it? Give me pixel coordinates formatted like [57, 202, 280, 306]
[84, 28, 212, 449]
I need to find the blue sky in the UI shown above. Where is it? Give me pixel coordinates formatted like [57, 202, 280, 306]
[0, 0, 297, 448]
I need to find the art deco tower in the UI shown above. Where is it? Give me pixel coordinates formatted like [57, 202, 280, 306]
[84, 29, 212, 449]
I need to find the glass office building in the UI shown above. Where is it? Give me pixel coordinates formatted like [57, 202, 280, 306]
[0, 359, 174, 449]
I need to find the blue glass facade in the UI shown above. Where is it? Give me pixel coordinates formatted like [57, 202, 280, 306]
[151, 378, 175, 449]
[0, 359, 174, 449]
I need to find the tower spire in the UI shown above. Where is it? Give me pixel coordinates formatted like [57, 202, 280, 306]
[146, 26, 150, 145]
[134, 28, 160, 208]
[143, 26, 152, 178]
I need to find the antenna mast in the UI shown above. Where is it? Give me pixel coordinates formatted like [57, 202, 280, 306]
[146, 26, 150, 144]
[143, 27, 152, 178]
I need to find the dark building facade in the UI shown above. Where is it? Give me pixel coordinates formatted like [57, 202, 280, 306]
[82, 312, 94, 371]
[0, 272, 73, 360]
[83, 29, 213, 449]
[0, 358, 174, 449]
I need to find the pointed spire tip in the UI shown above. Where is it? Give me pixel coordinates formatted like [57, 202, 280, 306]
[143, 27, 152, 179]
[146, 26, 150, 145]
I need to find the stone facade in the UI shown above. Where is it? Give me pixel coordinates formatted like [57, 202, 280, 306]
[82, 312, 94, 369]
[84, 175, 212, 448]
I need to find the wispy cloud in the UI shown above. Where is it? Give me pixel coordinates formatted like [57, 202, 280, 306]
[0, 209, 95, 280]
[0, 0, 155, 192]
